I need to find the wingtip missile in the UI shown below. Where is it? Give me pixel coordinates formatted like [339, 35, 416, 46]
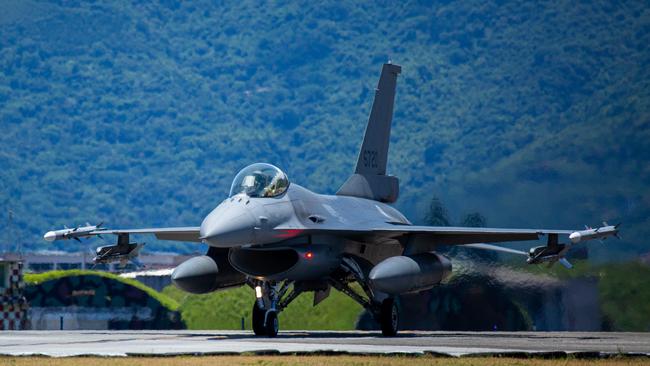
[42, 222, 107, 242]
[569, 223, 620, 244]
[43, 231, 57, 242]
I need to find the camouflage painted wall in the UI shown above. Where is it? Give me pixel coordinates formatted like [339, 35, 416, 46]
[24, 274, 183, 330]
[0, 261, 27, 330]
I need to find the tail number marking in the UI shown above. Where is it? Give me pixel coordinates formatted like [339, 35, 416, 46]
[363, 149, 378, 169]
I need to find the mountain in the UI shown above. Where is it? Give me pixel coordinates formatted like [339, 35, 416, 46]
[0, 0, 648, 257]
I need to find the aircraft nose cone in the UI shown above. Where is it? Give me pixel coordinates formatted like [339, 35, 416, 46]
[43, 231, 56, 242]
[200, 200, 257, 247]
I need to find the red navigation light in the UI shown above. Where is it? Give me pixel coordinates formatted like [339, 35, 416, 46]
[274, 229, 304, 239]
[305, 251, 314, 260]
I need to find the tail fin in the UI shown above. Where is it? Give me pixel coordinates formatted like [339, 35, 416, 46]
[337, 63, 401, 203]
[355, 63, 401, 175]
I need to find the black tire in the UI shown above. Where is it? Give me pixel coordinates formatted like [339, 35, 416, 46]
[379, 297, 399, 337]
[265, 310, 279, 338]
[252, 301, 266, 336]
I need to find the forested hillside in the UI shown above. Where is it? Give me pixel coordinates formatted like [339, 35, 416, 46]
[0, 0, 648, 257]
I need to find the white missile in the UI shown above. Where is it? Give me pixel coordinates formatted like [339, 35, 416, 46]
[569, 223, 619, 244]
[43, 223, 105, 242]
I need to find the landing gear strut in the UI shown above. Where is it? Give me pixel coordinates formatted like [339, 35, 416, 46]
[250, 280, 300, 337]
[329, 257, 400, 336]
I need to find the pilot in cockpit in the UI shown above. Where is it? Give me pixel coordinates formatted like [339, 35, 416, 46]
[241, 173, 268, 196]
[231, 163, 289, 198]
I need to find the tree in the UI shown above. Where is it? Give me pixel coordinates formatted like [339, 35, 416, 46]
[461, 212, 486, 228]
[425, 197, 450, 227]
[459, 212, 497, 262]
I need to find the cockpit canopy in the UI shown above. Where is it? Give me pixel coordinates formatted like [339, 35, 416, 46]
[229, 163, 289, 198]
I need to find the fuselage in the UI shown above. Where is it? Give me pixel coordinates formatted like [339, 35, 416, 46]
[200, 183, 410, 249]
[199, 183, 409, 281]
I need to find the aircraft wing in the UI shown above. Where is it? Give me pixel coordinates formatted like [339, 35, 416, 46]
[90, 227, 202, 242]
[298, 221, 618, 268]
[374, 225, 573, 243]
[276, 222, 618, 257]
[360, 224, 569, 254]
[369, 224, 579, 252]
[370, 223, 618, 248]
[280, 224, 572, 246]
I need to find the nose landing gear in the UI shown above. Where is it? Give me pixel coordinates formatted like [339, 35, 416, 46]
[252, 300, 270, 336]
[252, 300, 279, 337]
[250, 280, 300, 337]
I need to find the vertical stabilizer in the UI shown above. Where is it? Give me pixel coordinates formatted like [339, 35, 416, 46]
[337, 63, 401, 203]
[355, 63, 401, 175]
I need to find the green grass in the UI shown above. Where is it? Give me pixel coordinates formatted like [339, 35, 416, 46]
[597, 261, 650, 331]
[25, 270, 180, 311]
[163, 284, 363, 330]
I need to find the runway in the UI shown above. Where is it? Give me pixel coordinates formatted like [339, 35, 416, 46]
[0, 331, 649, 357]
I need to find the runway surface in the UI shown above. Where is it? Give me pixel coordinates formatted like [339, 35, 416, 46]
[1, 330, 649, 357]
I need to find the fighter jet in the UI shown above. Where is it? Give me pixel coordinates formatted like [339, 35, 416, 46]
[44, 63, 619, 337]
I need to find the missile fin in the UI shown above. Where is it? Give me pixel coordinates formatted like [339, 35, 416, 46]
[559, 258, 573, 269]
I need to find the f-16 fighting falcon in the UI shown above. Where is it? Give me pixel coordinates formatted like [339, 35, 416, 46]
[44, 63, 619, 337]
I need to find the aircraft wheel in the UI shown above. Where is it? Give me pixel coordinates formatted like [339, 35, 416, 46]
[265, 310, 279, 337]
[379, 297, 399, 337]
[252, 301, 266, 336]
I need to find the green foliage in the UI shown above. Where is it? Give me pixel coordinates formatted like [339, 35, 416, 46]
[0, 0, 647, 262]
[25, 270, 179, 311]
[596, 262, 650, 331]
[163, 284, 363, 330]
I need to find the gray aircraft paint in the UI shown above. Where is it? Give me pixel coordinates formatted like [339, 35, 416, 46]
[354, 63, 400, 176]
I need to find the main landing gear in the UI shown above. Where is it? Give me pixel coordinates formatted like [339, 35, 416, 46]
[329, 257, 400, 337]
[379, 297, 399, 336]
[249, 258, 399, 337]
[250, 280, 301, 337]
[328, 276, 399, 337]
